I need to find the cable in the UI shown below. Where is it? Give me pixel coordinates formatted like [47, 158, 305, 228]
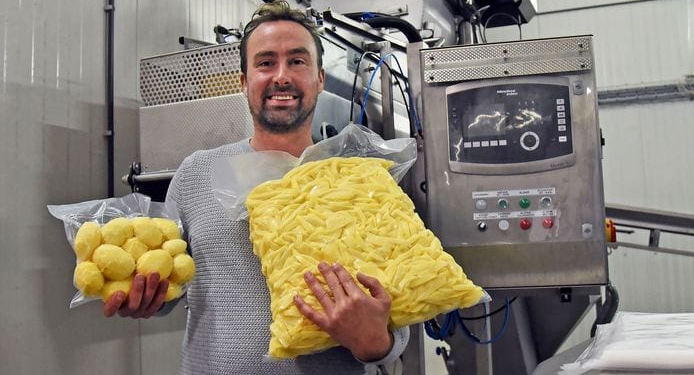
[459, 297, 517, 320]
[457, 298, 512, 344]
[350, 52, 421, 136]
[388, 54, 422, 135]
[482, 13, 522, 43]
[424, 312, 457, 341]
[350, 51, 377, 123]
[358, 54, 391, 125]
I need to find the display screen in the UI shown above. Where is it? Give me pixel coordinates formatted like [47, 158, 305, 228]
[447, 82, 573, 165]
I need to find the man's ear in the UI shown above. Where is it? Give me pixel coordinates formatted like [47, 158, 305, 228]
[318, 68, 325, 92]
[240, 72, 248, 97]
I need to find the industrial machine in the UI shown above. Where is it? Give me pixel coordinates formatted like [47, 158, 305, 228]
[409, 35, 608, 290]
[407, 34, 611, 375]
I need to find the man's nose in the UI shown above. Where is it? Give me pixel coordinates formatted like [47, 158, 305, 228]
[273, 64, 290, 85]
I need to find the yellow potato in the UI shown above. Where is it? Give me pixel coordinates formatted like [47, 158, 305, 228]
[170, 253, 195, 284]
[100, 217, 134, 246]
[101, 276, 133, 302]
[164, 282, 183, 302]
[246, 157, 484, 358]
[122, 237, 148, 261]
[131, 217, 164, 249]
[162, 239, 187, 257]
[92, 244, 136, 281]
[136, 249, 173, 279]
[73, 261, 104, 296]
[74, 222, 102, 261]
[152, 218, 181, 240]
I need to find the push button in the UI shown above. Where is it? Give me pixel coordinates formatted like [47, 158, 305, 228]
[542, 218, 554, 229]
[498, 220, 510, 231]
[520, 131, 540, 151]
[477, 222, 488, 232]
[519, 197, 531, 209]
[541, 196, 552, 208]
[498, 199, 509, 209]
[475, 199, 487, 211]
[520, 219, 532, 230]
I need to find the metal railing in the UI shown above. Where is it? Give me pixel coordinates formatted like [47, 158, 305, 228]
[606, 203, 694, 257]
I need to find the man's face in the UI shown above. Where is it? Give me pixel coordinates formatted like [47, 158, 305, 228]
[240, 20, 325, 134]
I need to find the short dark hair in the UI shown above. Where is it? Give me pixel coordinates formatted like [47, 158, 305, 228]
[240, 0, 324, 74]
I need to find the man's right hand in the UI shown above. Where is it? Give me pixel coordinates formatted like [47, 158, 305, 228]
[103, 273, 169, 318]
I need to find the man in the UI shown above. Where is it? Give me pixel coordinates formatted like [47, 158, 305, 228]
[103, 1, 409, 374]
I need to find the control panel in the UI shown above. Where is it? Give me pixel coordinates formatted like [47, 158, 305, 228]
[409, 35, 608, 289]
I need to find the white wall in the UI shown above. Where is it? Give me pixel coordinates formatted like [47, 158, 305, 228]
[0, 0, 259, 374]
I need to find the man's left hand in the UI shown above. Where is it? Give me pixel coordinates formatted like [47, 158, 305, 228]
[293, 261, 393, 362]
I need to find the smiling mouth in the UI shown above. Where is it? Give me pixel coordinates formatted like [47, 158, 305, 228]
[267, 95, 298, 101]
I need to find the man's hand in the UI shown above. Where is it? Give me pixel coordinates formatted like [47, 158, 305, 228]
[103, 273, 169, 318]
[293, 262, 393, 362]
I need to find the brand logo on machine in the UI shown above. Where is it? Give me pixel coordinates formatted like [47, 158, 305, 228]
[497, 89, 518, 96]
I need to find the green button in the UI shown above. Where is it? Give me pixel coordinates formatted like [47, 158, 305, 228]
[519, 197, 531, 209]
[497, 199, 509, 209]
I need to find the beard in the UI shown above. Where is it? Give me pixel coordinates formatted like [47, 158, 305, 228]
[251, 85, 317, 134]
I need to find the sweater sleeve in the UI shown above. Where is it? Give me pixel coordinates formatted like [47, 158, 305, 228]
[358, 326, 410, 367]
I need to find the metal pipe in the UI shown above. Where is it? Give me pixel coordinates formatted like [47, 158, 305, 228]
[610, 241, 694, 258]
[121, 171, 176, 184]
[105, 0, 115, 197]
[378, 43, 395, 140]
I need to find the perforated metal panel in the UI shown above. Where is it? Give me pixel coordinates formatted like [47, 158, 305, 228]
[140, 43, 243, 106]
[422, 36, 593, 83]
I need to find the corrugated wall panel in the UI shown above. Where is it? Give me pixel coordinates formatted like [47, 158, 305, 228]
[536, 0, 693, 86]
[540, 0, 694, 353]
[185, 0, 259, 43]
[601, 100, 694, 316]
[0, 0, 143, 374]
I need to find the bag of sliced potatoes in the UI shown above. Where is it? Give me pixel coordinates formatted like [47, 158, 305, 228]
[213, 124, 484, 358]
[48, 193, 194, 308]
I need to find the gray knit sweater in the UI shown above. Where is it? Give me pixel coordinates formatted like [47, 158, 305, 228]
[166, 139, 400, 375]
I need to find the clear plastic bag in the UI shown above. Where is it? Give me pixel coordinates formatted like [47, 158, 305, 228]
[559, 311, 694, 374]
[47, 193, 187, 308]
[211, 123, 417, 221]
[210, 124, 485, 358]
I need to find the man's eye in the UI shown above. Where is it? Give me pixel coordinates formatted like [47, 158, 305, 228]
[258, 61, 272, 67]
[291, 59, 306, 65]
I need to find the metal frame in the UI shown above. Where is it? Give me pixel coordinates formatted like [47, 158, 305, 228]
[606, 203, 694, 257]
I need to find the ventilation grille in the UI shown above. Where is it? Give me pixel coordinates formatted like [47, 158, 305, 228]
[140, 43, 243, 106]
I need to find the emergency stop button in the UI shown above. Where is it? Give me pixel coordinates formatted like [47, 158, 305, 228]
[520, 219, 532, 230]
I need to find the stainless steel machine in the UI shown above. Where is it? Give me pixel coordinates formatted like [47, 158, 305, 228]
[409, 35, 608, 290]
[406, 35, 610, 375]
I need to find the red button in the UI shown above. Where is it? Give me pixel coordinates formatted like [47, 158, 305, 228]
[520, 219, 532, 230]
[542, 218, 554, 229]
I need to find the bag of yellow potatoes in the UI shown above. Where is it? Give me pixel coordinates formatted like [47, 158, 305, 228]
[246, 156, 484, 358]
[48, 193, 195, 308]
